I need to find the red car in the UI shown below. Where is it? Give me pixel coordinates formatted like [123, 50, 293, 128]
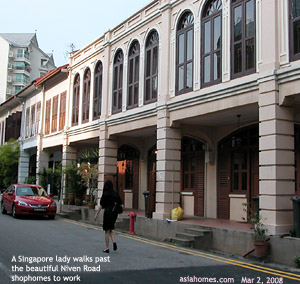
[1, 184, 57, 219]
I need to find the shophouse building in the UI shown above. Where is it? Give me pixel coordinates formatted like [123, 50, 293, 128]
[10, 0, 300, 236]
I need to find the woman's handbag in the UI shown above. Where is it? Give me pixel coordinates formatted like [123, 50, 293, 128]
[112, 203, 123, 214]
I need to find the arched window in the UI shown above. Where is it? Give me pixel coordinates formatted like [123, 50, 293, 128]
[82, 68, 90, 123]
[93, 61, 102, 120]
[72, 74, 80, 126]
[127, 41, 140, 109]
[290, 0, 300, 61]
[176, 11, 194, 95]
[202, 0, 222, 87]
[112, 50, 124, 114]
[231, 0, 256, 78]
[145, 30, 159, 104]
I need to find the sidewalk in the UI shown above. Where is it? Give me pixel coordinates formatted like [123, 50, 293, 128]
[57, 202, 300, 270]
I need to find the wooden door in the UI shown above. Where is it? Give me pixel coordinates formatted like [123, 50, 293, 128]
[147, 147, 156, 218]
[117, 161, 126, 203]
[194, 152, 205, 216]
[250, 148, 259, 211]
[217, 151, 230, 219]
[132, 158, 139, 209]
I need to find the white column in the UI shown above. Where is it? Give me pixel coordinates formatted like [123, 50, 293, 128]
[153, 107, 181, 219]
[259, 78, 294, 234]
[98, 123, 118, 206]
[18, 148, 30, 183]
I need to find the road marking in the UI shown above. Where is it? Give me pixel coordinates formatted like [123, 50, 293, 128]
[59, 218, 300, 281]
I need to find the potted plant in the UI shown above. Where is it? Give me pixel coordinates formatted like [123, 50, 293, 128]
[64, 163, 85, 206]
[243, 203, 270, 257]
[88, 187, 98, 209]
[79, 162, 98, 209]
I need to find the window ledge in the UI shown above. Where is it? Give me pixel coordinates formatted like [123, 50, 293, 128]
[180, 191, 194, 196]
[229, 194, 247, 198]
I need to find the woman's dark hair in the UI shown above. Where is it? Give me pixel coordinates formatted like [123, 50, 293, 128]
[102, 180, 114, 197]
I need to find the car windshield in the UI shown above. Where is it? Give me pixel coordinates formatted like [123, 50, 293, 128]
[16, 186, 48, 197]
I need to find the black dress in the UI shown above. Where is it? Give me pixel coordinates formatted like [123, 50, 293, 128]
[100, 192, 122, 231]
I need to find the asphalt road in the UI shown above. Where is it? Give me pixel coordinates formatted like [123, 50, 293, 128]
[0, 212, 299, 284]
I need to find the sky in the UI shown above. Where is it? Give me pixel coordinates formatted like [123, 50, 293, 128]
[0, 0, 152, 67]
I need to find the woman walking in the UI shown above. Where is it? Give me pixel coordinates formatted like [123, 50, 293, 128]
[94, 179, 122, 253]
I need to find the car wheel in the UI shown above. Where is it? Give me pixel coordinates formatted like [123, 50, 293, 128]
[1, 202, 7, 214]
[12, 205, 18, 219]
[48, 215, 55, 220]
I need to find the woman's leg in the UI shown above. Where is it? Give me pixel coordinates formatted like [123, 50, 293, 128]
[109, 230, 117, 250]
[109, 230, 115, 243]
[105, 230, 110, 249]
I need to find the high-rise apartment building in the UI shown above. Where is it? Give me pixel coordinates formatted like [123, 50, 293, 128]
[0, 33, 55, 104]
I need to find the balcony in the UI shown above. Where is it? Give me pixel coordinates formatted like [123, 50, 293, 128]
[13, 78, 29, 87]
[8, 51, 14, 57]
[6, 88, 12, 95]
[15, 52, 31, 65]
[8, 63, 13, 70]
[7, 76, 12, 83]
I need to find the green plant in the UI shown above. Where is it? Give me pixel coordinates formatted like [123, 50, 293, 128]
[295, 255, 300, 268]
[79, 163, 98, 202]
[25, 175, 36, 184]
[64, 163, 86, 199]
[38, 164, 62, 195]
[243, 203, 268, 242]
[0, 139, 20, 188]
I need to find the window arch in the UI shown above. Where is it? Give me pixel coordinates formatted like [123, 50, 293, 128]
[201, 0, 222, 87]
[93, 61, 102, 120]
[127, 41, 140, 109]
[72, 74, 80, 126]
[112, 50, 124, 114]
[231, 0, 256, 78]
[82, 68, 90, 123]
[290, 0, 300, 61]
[176, 11, 194, 95]
[145, 30, 159, 104]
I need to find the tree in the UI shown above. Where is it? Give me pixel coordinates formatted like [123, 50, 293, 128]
[0, 139, 20, 188]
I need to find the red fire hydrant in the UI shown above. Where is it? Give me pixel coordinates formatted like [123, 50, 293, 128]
[128, 212, 137, 234]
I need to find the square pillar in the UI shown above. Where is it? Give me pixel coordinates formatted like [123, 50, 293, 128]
[61, 145, 77, 199]
[152, 108, 181, 220]
[259, 78, 294, 234]
[98, 124, 118, 206]
[18, 148, 30, 184]
[36, 149, 50, 185]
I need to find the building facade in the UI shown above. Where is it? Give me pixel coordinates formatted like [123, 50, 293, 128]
[0, 33, 55, 104]
[6, 0, 300, 236]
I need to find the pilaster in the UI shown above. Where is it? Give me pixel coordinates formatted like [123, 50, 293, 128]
[98, 124, 118, 205]
[259, 78, 294, 234]
[152, 107, 181, 219]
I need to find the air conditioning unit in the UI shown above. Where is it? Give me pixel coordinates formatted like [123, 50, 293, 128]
[7, 76, 12, 82]
[8, 63, 13, 69]
[8, 51, 14, 57]
[6, 89, 12, 95]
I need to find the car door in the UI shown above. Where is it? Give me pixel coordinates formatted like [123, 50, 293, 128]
[6, 186, 15, 211]
[2, 187, 10, 209]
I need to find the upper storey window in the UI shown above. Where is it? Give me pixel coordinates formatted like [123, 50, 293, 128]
[176, 12, 194, 95]
[72, 74, 80, 126]
[290, 0, 300, 61]
[202, 0, 222, 87]
[93, 61, 103, 120]
[127, 41, 140, 109]
[231, 0, 256, 79]
[82, 68, 91, 123]
[145, 30, 159, 104]
[112, 50, 124, 114]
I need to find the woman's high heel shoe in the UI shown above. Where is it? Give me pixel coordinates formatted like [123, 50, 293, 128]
[113, 242, 117, 251]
